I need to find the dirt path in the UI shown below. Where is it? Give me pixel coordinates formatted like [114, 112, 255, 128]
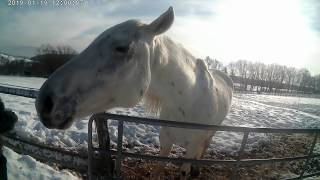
[121, 134, 319, 180]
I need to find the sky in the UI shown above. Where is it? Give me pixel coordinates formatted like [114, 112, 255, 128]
[0, 0, 319, 75]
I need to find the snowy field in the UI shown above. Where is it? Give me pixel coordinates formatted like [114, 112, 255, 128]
[1, 75, 320, 178]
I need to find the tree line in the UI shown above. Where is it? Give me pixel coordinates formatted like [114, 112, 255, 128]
[0, 44, 77, 77]
[205, 56, 320, 94]
[35, 44, 77, 55]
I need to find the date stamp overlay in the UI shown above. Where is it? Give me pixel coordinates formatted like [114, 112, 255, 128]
[7, 0, 88, 8]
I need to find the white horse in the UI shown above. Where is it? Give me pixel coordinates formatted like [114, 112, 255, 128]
[35, 7, 233, 178]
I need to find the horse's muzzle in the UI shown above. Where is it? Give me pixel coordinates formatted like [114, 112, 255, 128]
[36, 84, 75, 130]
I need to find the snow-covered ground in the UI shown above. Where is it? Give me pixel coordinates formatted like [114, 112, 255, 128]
[0, 53, 33, 64]
[0, 75, 320, 178]
[234, 93, 320, 117]
[0, 75, 45, 88]
[3, 147, 79, 180]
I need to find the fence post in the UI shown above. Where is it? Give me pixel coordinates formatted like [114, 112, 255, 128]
[299, 133, 318, 179]
[116, 120, 124, 177]
[88, 116, 94, 180]
[232, 132, 249, 180]
[95, 117, 113, 178]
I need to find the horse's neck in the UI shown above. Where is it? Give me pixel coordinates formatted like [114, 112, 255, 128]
[147, 36, 199, 113]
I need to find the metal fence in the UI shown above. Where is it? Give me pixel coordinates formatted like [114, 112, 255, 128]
[0, 83, 38, 98]
[233, 89, 320, 99]
[88, 113, 320, 180]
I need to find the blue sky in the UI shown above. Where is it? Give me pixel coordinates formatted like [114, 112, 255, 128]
[0, 0, 319, 74]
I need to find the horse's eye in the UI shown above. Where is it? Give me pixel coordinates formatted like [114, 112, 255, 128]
[115, 46, 129, 53]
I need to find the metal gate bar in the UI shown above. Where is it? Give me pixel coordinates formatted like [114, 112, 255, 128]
[92, 113, 320, 133]
[93, 148, 320, 165]
[299, 133, 318, 179]
[88, 113, 320, 180]
[115, 121, 123, 177]
[0, 84, 38, 98]
[232, 132, 249, 179]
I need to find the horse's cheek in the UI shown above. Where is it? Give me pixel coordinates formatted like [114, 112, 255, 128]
[135, 67, 151, 98]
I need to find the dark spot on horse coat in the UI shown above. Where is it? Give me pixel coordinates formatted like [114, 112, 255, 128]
[185, 141, 189, 147]
[98, 51, 103, 58]
[97, 68, 103, 75]
[133, 32, 140, 40]
[139, 90, 144, 97]
[103, 61, 121, 73]
[178, 107, 186, 117]
[170, 81, 175, 87]
[178, 91, 183, 95]
[166, 130, 170, 137]
[108, 98, 115, 103]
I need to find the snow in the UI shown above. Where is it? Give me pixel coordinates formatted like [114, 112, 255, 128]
[234, 93, 320, 117]
[0, 53, 33, 64]
[3, 147, 79, 180]
[0, 75, 45, 89]
[0, 75, 320, 176]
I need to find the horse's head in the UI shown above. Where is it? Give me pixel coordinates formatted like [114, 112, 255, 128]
[35, 7, 174, 129]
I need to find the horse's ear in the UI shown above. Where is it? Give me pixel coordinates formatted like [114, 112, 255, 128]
[147, 7, 174, 36]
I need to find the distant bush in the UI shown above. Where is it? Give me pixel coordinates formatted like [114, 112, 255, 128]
[0, 44, 77, 77]
[0, 60, 30, 76]
[29, 53, 76, 77]
[35, 44, 77, 56]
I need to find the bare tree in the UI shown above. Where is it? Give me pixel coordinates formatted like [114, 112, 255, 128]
[56, 45, 77, 55]
[205, 56, 223, 70]
[314, 74, 320, 93]
[299, 69, 313, 92]
[285, 67, 296, 92]
[228, 62, 237, 76]
[35, 44, 77, 56]
[225, 58, 318, 94]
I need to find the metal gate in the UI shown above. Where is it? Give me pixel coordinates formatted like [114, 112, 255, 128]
[88, 113, 320, 180]
[0, 83, 38, 98]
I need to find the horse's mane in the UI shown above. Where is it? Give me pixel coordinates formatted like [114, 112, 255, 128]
[142, 36, 200, 116]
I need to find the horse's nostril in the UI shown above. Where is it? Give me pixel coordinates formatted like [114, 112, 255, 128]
[43, 95, 54, 114]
